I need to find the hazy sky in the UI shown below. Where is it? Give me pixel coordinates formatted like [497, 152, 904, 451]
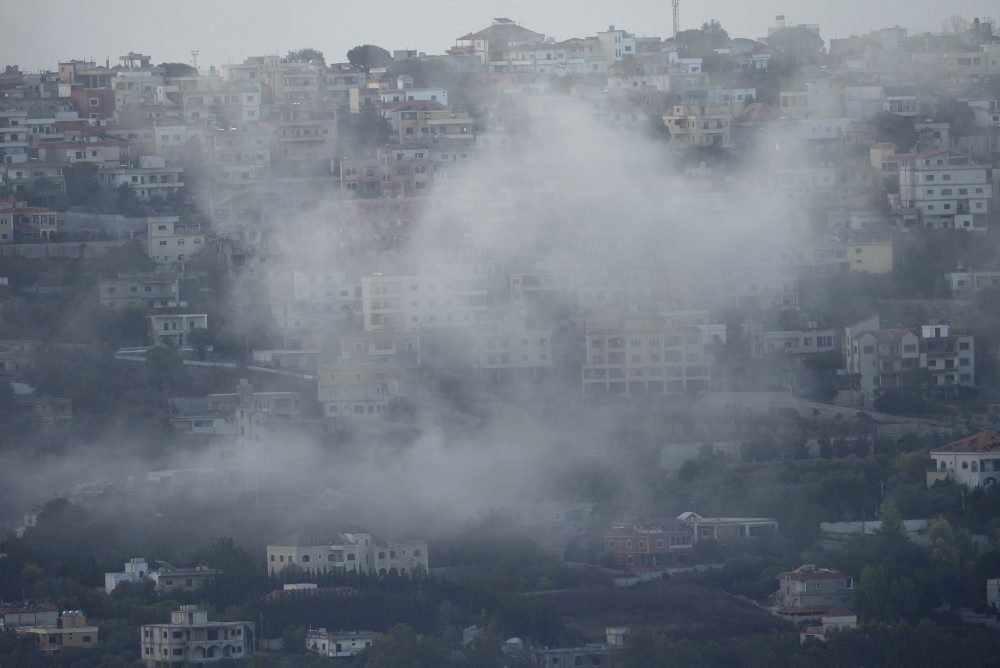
[2, 0, 997, 72]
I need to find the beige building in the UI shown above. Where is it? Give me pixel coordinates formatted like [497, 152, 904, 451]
[385, 102, 473, 145]
[582, 317, 711, 395]
[141, 605, 253, 667]
[267, 529, 428, 577]
[663, 104, 733, 148]
[17, 610, 98, 655]
[928, 431, 1000, 490]
[773, 565, 853, 612]
[98, 272, 180, 310]
[898, 149, 991, 230]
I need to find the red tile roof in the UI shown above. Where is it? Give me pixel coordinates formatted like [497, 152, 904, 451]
[931, 431, 1000, 454]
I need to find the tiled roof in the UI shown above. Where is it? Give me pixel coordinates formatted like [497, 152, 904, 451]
[931, 431, 1000, 454]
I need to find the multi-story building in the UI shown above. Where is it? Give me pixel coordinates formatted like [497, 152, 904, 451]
[662, 104, 733, 148]
[450, 18, 547, 67]
[605, 517, 694, 571]
[582, 317, 711, 396]
[98, 272, 180, 310]
[149, 313, 208, 347]
[266, 529, 428, 576]
[17, 610, 98, 655]
[919, 324, 975, 390]
[145, 217, 206, 266]
[361, 269, 490, 331]
[100, 156, 184, 201]
[746, 324, 837, 359]
[0, 196, 58, 243]
[946, 268, 1000, 291]
[140, 605, 253, 667]
[340, 148, 434, 198]
[847, 327, 919, 398]
[772, 565, 854, 612]
[898, 149, 992, 230]
[928, 431, 1000, 489]
[384, 102, 474, 146]
[306, 629, 381, 658]
[105, 557, 150, 594]
[317, 359, 398, 420]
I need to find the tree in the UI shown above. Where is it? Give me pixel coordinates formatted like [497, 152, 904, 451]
[284, 48, 325, 64]
[187, 327, 213, 360]
[360, 623, 445, 667]
[872, 112, 917, 152]
[347, 44, 393, 70]
[157, 62, 198, 78]
[876, 497, 906, 539]
[928, 516, 961, 574]
[282, 625, 307, 654]
[766, 26, 825, 61]
[63, 161, 101, 208]
[144, 346, 188, 392]
[933, 97, 976, 139]
[674, 21, 730, 57]
[854, 563, 920, 622]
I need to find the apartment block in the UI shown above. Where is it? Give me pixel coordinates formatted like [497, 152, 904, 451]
[267, 529, 428, 576]
[98, 272, 180, 310]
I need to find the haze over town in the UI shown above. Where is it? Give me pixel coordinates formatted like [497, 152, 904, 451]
[2, 7, 1000, 667]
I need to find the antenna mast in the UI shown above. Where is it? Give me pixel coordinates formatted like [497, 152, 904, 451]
[672, 0, 680, 37]
[190, 49, 200, 72]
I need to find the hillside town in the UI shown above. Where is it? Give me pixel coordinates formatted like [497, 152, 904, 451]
[3, 10, 1000, 667]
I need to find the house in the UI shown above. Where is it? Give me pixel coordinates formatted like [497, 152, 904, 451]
[0, 602, 58, 630]
[928, 431, 1000, 489]
[11, 382, 72, 421]
[946, 268, 1000, 291]
[306, 629, 381, 658]
[140, 605, 253, 667]
[149, 564, 219, 592]
[897, 149, 991, 231]
[100, 156, 185, 201]
[605, 518, 694, 571]
[17, 610, 98, 655]
[745, 323, 837, 359]
[676, 512, 779, 542]
[450, 18, 547, 67]
[662, 104, 733, 149]
[919, 323, 975, 391]
[105, 557, 150, 594]
[772, 565, 853, 614]
[98, 272, 180, 310]
[145, 217, 205, 266]
[800, 610, 858, 642]
[149, 313, 208, 348]
[266, 528, 428, 576]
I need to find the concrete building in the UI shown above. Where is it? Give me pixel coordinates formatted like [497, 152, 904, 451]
[946, 268, 1000, 291]
[746, 325, 837, 359]
[145, 217, 205, 265]
[605, 518, 694, 571]
[361, 269, 490, 331]
[101, 156, 184, 201]
[919, 323, 975, 391]
[676, 512, 779, 542]
[898, 149, 992, 230]
[582, 318, 711, 396]
[149, 564, 220, 593]
[928, 431, 1000, 490]
[267, 528, 428, 576]
[105, 557, 150, 594]
[306, 629, 381, 658]
[0, 602, 58, 630]
[662, 104, 733, 148]
[17, 610, 98, 655]
[317, 359, 399, 420]
[772, 565, 853, 613]
[149, 313, 208, 348]
[141, 605, 253, 667]
[98, 272, 180, 310]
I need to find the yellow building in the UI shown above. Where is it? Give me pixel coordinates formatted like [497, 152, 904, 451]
[17, 610, 99, 655]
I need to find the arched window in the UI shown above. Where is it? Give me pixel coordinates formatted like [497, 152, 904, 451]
[378, 552, 386, 559]
[347, 553, 356, 561]
[302, 555, 311, 563]
[963, 461, 969, 469]
[972, 461, 979, 472]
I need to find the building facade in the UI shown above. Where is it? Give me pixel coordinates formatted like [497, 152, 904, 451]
[267, 529, 428, 577]
[140, 605, 253, 667]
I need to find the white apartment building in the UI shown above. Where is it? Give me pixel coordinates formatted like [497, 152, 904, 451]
[472, 317, 553, 376]
[149, 313, 208, 347]
[146, 217, 205, 265]
[306, 629, 381, 658]
[140, 605, 252, 667]
[104, 557, 150, 594]
[267, 529, 428, 577]
[361, 270, 489, 331]
[596, 26, 636, 62]
[101, 156, 184, 201]
[898, 149, 991, 230]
